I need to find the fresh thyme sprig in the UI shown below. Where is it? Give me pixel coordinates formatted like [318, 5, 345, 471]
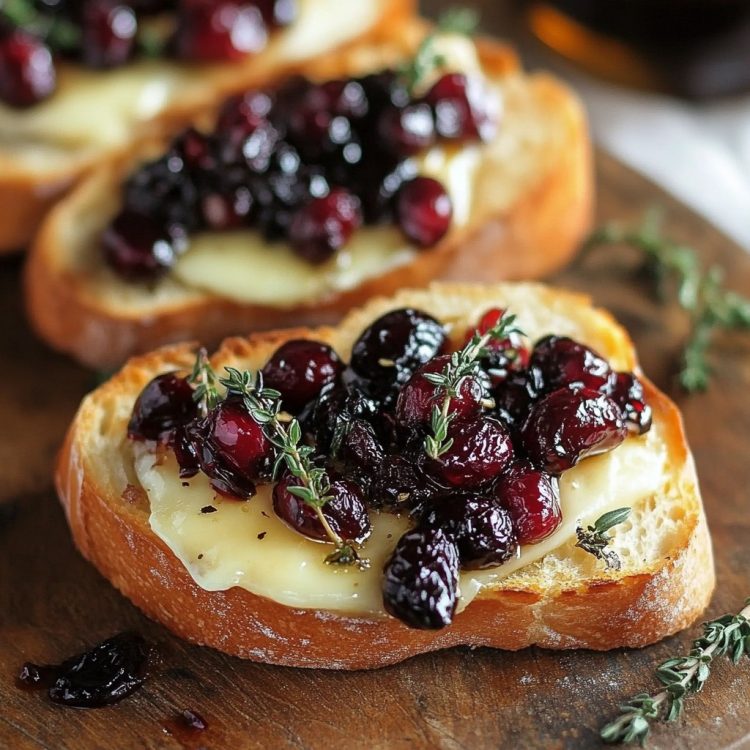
[574, 507, 631, 571]
[423, 312, 521, 459]
[601, 600, 750, 745]
[584, 209, 750, 392]
[219, 367, 367, 568]
[187, 348, 220, 416]
[400, 7, 479, 92]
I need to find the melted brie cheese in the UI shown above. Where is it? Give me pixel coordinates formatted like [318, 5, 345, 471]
[138, 425, 667, 616]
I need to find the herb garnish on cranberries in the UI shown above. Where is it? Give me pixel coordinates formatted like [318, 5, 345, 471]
[574, 507, 631, 571]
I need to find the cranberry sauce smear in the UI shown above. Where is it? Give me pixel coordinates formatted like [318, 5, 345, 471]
[18, 633, 151, 708]
[125, 307, 653, 631]
[102, 62, 499, 279]
[0, 0, 295, 108]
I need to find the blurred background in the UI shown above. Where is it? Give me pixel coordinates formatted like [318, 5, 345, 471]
[423, 0, 750, 251]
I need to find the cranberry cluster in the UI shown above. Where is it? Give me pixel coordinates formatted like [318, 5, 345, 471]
[128, 307, 652, 630]
[0, 0, 293, 108]
[102, 67, 497, 279]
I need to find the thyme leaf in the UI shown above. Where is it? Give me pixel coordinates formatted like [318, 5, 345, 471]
[575, 507, 631, 571]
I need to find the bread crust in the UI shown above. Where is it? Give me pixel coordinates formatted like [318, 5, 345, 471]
[25, 39, 593, 369]
[54, 283, 714, 670]
[0, 0, 414, 254]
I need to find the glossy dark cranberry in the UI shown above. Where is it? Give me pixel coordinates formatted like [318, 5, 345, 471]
[610, 372, 653, 435]
[396, 176, 453, 247]
[128, 372, 197, 440]
[492, 369, 542, 429]
[495, 460, 562, 544]
[368, 454, 431, 508]
[102, 210, 179, 280]
[521, 387, 627, 475]
[377, 102, 435, 157]
[338, 419, 385, 472]
[215, 90, 274, 158]
[427, 417, 514, 489]
[200, 187, 253, 229]
[382, 525, 459, 629]
[395, 355, 485, 429]
[288, 189, 362, 263]
[174, 126, 215, 171]
[273, 475, 371, 543]
[422, 493, 518, 569]
[174, 0, 268, 62]
[423, 72, 498, 142]
[350, 308, 445, 385]
[530, 336, 616, 394]
[0, 29, 55, 107]
[19, 633, 150, 708]
[80, 0, 138, 68]
[261, 339, 342, 413]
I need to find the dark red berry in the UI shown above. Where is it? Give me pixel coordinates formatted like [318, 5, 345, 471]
[262, 339, 343, 412]
[200, 187, 253, 229]
[423, 72, 498, 142]
[530, 335, 616, 394]
[396, 176, 452, 247]
[495, 461, 561, 544]
[493, 369, 542, 429]
[610, 372, 653, 435]
[102, 210, 179, 280]
[0, 29, 55, 107]
[128, 372, 197, 441]
[80, 0, 138, 69]
[174, 0, 268, 62]
[350, 308, 445, 385]
[427, 417, 514, 489]
[383, 525, 459, 629]
[273, 476, 371, 543]
[521, 387, 627, 475]
[288, 189, 362, 263]
[377, 102, 435, 157]
[338, 419, 385, 473]
[368, 454, 430, 508]
[422, 493, 518, 569]
[215, 90, 273, 157]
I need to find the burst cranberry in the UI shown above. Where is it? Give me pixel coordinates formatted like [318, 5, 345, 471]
[273, 476, 371, 543]
[368, 454, 430, 508]
[128, 372, 197, 441]
[288, 189, 362, 263]
[522, 387, 627, 475]
[423, 494, 518, 569]
[174, 0, 268, 62]
[530, 336, 616, 394]
[427, 417, 514, 489]
[339, 419, 385, 472]
[81, 0, 138, 69]
[383, 525, 459, 629]
[350, 308, 445, 385]
[495, 461, 561, 544]
[610, 372, 653, 435]
[395, 355, 485, 429]
[396, 176, 452, 248]
[0, 29, 56, 107]
[378, 102, 435, 157]
[102, 210, 179, 280]
[423, 72, 499, 142]
[262, 339, 343, 412]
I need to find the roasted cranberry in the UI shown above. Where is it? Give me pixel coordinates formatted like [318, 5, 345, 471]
[428, 417, 514, 489]
[495, 460, 561, 544]
[102, 210, 179, 280]
[378, 102, 435, 157]
[0, 29, 55, 107]
[530, 336, 616, 394]
[80, 0, 138, 68]
[395, 356, 485, 429]
[610, 372, 653, 435]
[128, 372, 197, 440]
[262, 339, 343, 413]
[215, 90, 274, 158]
[368, 454, 431, 508]
[273, 476, 371, 543]
[350, 308, 445, 385]
[174, 0, 268, 62]
[288, 189, 362, 263]
[174, 126, 215, 171]
[396, 176, 453, 247]
[423, 73, 498, 142]
[200, 187, 253, 229]
[338, 419, 385, 472]
[423, 493, 518, 569]
[493, 369, 541, 429]
[463, 307, 530, 384]
[521, 387, 627, 475]
[383, 526, 459, 629]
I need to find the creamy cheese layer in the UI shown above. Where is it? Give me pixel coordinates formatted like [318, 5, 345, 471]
[137, 419, 667, 616]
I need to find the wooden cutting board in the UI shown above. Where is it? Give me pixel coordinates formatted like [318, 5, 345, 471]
[1, 151, 749, 750]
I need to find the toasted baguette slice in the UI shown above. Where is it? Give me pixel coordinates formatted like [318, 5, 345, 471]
[0, 0, 412, 254]
[26, 32, 592, 370]
[56, 282, 713, 670]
